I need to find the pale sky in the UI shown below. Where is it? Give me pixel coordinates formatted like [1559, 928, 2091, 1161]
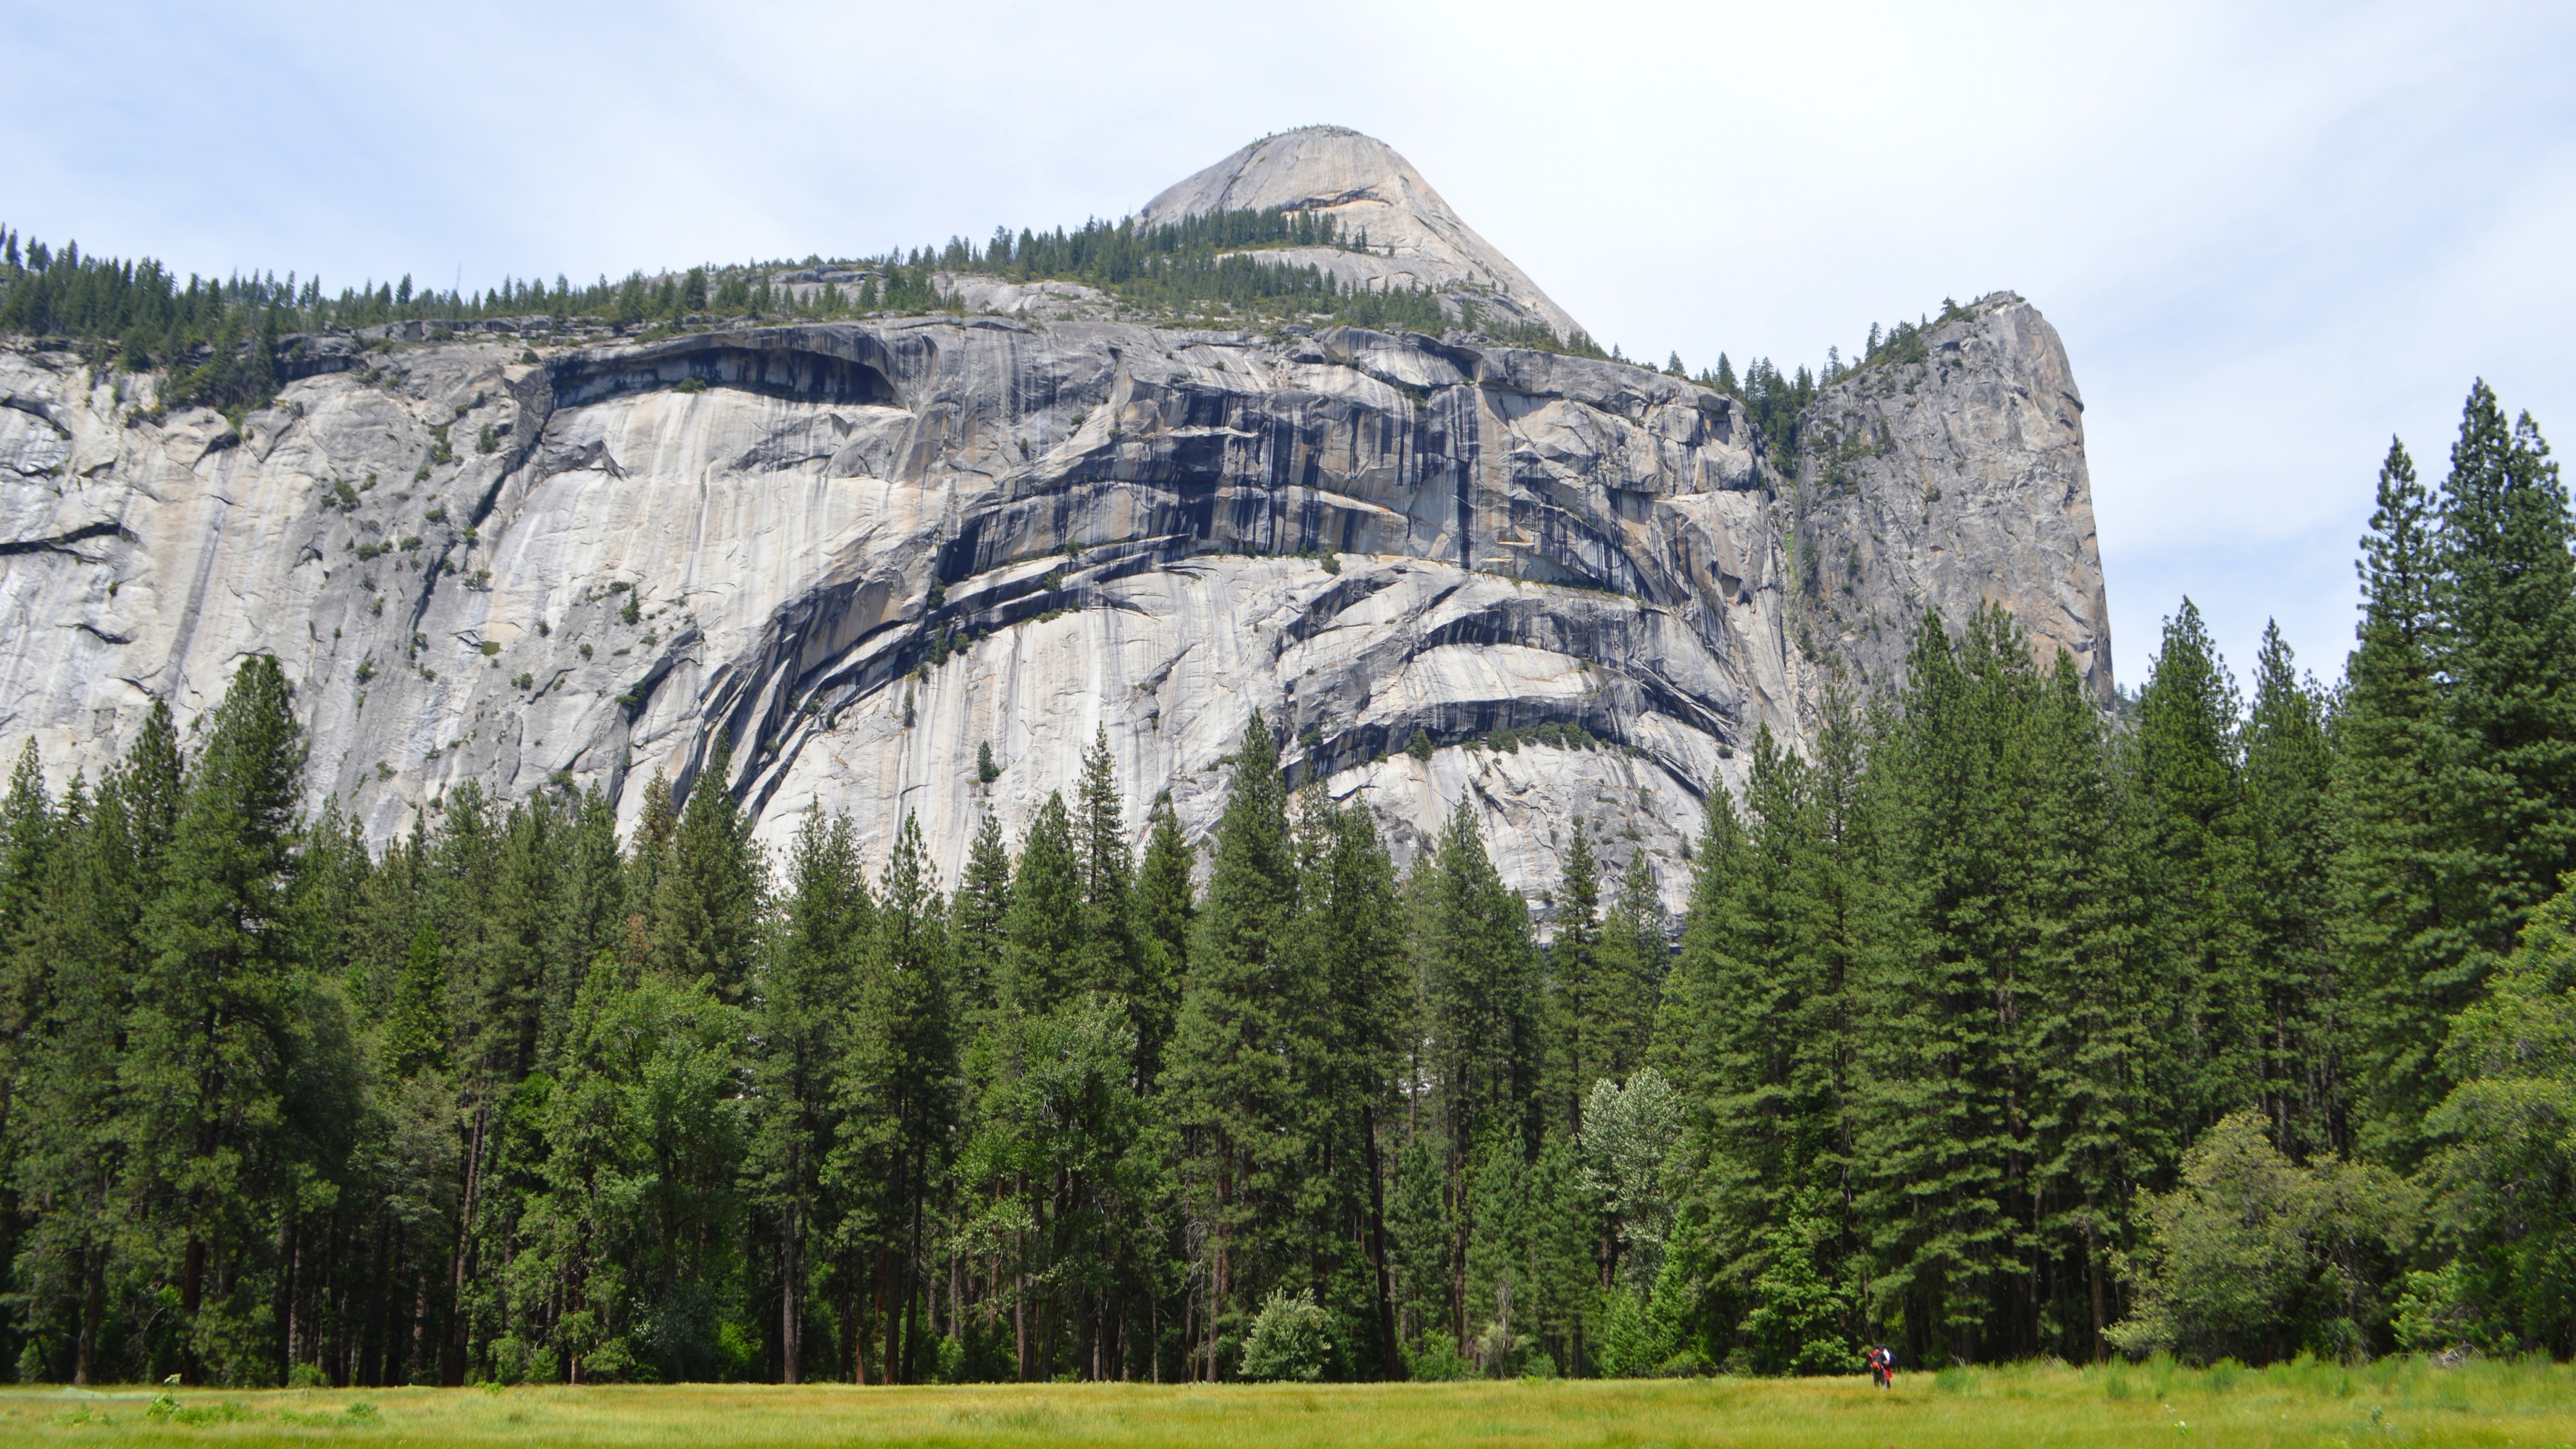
[8, 0, 2569, 697]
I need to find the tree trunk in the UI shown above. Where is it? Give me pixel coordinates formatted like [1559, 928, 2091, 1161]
[1363, 1103, 1400, 1380]
[283, 1215, 302, 1379]
[408, 1269, 431, 1385]
[2085, 1209, 2107, 1364]
[1210, 1157, 1229, 1382]
[372, 1218, 401, 1387]
[180, 1231, 206, 1385]
[860, 1284, 881, 1392]
[780, 1216, 801, 1385]
[443, 1097, 490, 1386]
[72, 1240, 100, 1386]
[1452, 1193, 1469, 1347]
[902, 1162, 926, 1385]
[874, 1249, 892, 1385]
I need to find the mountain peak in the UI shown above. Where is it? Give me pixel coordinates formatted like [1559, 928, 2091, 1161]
[1141, 126, 1585, 341]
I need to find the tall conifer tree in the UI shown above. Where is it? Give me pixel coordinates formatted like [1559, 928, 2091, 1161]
[2429, 384, 2575, 1002]
[952, 811, 1013, 1024]
[1130, 797, 1194, 1089]
[1855, 608, 2049, 1364]
[831, 814, 955, 1382]
[2338, 438, 2453, 1156]
[751, 807, 869, 1382]
[125, 657, 339, 1382]
[2125, 598, 2256, 1127]
[1544, 823, 1605, 1137]
[1592, 851, 1664, 1085]
[1003, 793, 1084, 1013]
[1166, 711, 1301, 1375]
[2239, 623, 2343, 1154]
[1074, 727, 1140, 1009]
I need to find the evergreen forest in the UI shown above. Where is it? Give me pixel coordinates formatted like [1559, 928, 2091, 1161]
[0, 383, 2568, 1389]
[0, 206, 1594, 423]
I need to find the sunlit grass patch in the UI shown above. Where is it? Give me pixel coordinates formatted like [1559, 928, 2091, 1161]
[0, 1358, 2567, 1448]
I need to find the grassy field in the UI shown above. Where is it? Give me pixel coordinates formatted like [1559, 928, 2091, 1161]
[6, 1357, 2572, 1448]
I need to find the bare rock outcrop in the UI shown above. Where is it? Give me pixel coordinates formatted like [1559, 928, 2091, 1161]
[1142, 126, 1587, 342]
[1778, 295, 2112, 704]
[0, 138, 2112, 919]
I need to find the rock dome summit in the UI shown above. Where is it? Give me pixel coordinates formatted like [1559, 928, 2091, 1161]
[1139, 125, 1588, 343]
[0, 128, 2111, 911]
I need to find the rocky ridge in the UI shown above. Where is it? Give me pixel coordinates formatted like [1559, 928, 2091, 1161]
[0, 138, 2111, 917]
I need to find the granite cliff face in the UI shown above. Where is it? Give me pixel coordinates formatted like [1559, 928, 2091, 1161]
[1139, 126, 1587, 342]
[0, 132, 2111, 914]
[1777, 301, 2111, 706]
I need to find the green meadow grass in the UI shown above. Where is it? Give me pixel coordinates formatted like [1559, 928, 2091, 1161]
[6, 1357, 2572, 1448]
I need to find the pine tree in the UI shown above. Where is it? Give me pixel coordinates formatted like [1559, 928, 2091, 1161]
[382, 919, 447, 1078]
[288, 796, 373, 1004]
[2346, 385, 2573, 1163]
[952, 811, 1013, 1025]
[125, 656, 338, 1383]
[831, 814, 955, 1382]
[627, 770, 678, 917]
[1592, 852, 1664, 1086]
[1461, 1137, 1530, 1371]
[1422, 802, 1543, 1167]
[1073, 727, 1140, 1012]
[7, 769, 92, 1382]
[0, 734, 57, 1297]
[1003, 793, 1084, 1013]
[544, 784, 625, 1067]
[120, 696, 185, 871]
[2238, 623, 2343, 1155]
[1672, 724, 1809, 1262]
[1854, 608, 2050, 1364]
[1413, 801, 1543, 1350]
[1653, 779, 1749, 1106]
[652, 735, 761, 999]
[750, 807, 869, 1382]
[1544, 823, 1605, 1137]
[1659, 710, 1865, 1326]
[2428, 383, 2576, 1013]
[0, 739, 53, 913]
[9, 702, 176, 1383]
[1130, 797, 1194, 1090]
[1289, 790, 1408, 1377]
[2019, 646, 2147, 1362]
[2125, 598, 2256, 1126]
[1165, 710, 1302, 1375]
[2337, 438, 2452, 1157]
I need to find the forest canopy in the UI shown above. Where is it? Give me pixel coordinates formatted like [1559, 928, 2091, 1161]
[0, 371, 2565, 1387]
[0, 204, 1603, 414]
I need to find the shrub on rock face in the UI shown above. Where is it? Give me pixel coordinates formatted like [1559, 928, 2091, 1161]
[1408, 727, 1435, 761]
[1240, 1287, 1331, 1382]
